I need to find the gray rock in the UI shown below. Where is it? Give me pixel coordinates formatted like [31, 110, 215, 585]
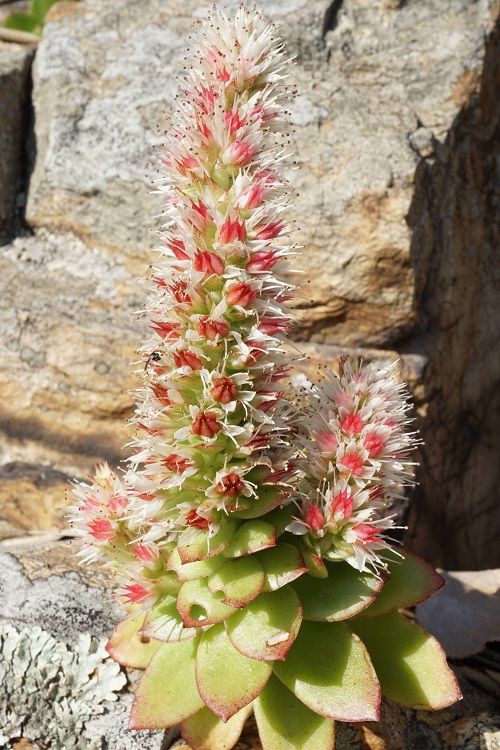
[0, 40, 34, 242]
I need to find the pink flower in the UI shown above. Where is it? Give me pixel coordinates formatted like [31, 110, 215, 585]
[89, 518, 114, 541]
[254, 220, 284, 240]
[219, 217, 246, 244]
[364, 432, 386, 457]
[123, 583, 150, 603]
[132, 544, 157, 563]
[330, 490, 354, 519]
[354, 524, 381, 544]
[225, 140, 255, 166]
[304, 504, 326, 533]
[162, 454, 193, 473]
[341, 412, 363, 436]
[192, 411, 221, 438]
[194, 251, 224, 275]
[197, 316, 229, 340]
[224, 109, 245, 134]
[340, 451, 365, 476]
[186, 509, 210, 529]
[226, 282, 256, 307]
[317, 431, 338, 453]
[174, 349, 203, 371]
[211, 377, 238, 404]
[215, 471, 244, 497]
[246, 249, 279, 272]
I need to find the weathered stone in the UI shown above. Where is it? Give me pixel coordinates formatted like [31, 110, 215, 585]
[26, 0, 496, 347]
[0, 40, 34, 241]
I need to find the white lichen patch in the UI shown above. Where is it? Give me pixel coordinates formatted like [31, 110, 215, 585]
[0, 623, 126, 749]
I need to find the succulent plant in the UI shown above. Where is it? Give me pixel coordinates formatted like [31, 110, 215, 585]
[3, 0, 74, 36]
[68, 6, 461, 749]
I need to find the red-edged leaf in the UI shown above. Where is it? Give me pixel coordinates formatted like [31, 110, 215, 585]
[207, 556, 264, 607]
[254, 674, 335, 750]
[180, 704, 252, 750]
[196, 623, 271, 721]
[223, 520, 276, 558]
[273, 621, 380, 722]
[130, 637, 203, 729]
[225, 587, 302, 662]
[351, 612, 462, 710]
[257, 543, 308, 591]
[177, 578, 237, 627]
[358, 550, 443, 618]
[177, 522, 237, 563]
[292, 562, 383, 621]
[106, 610, 161, 669]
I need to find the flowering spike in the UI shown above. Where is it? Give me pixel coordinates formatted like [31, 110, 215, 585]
[68, 7, 460, 748]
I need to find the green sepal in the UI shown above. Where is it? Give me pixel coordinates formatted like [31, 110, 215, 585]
[357, 550, 444, 618]
[177, 578, 237, 627]
[351, 612, 461, 709]
[180, 704, 252, 750]
[273, 621, 380, 722]
[231, 486, 287, 519]
[130, 637, 204, 729]
[292, 561, 383, 621]
[301, 548, 328, 578]
[257, 543, 308, 591]
[225, 587, 302, 662]
[178, 521, 237, 563]
[223, 520, 276, 558]
[106, 609, 161, 669]
[142, 596, 199, 642]
[196, 623, 272, 721]
[208, 556, 265, 607]
[254, 674, 335, 750]
[168, 547, 225, 581]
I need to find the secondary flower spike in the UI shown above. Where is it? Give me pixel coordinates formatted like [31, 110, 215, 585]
[68, 7, 461, 750]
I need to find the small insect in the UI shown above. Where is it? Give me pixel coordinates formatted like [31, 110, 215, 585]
[145, 351, 161, 372]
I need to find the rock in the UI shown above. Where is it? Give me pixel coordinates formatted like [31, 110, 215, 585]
[26, 0, 496, 346]
[0, 40, 34, 242]
[0, 536, 170, 749]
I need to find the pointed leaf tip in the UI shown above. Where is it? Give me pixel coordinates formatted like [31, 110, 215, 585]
[196, 623, 271, 722]
[181, 704, 252, 750]
[106, 610, 161, 669]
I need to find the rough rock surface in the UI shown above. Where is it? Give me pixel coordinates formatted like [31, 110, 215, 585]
[0, 40, 34, 241]
[1, 0, 499, 565]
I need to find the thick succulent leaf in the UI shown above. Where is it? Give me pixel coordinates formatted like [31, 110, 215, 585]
[258, 543, 308, 591]
[130, 637, 204, 729]
[180, 704, 252, 750]
[169, 547, 225, 582]
[223, 520, 276, 558]
[292, 562, 383, 621]
[177, 578, 237, 627]
[358, 550, 443, 618]
[142, 596, 199, 642]
[178, 522, 237, 563]
[106, 610, 161, 669]
[208, 556, 265, 607]
[273, 621, 380, 721]
[226, 587, 302, 662]
[301, 548, 328, 578]
[254, 674, 335, 750]
[196, 623, 272, 721]
[351, 613, 461, 709]
[232, 486, 286, 519]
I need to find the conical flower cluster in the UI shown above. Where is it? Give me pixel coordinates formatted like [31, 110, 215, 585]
[68, 7, 460, 750]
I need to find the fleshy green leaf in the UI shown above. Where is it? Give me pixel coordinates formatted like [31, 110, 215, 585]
[208, 556, 265, 607]
[181, 704, 252, 750]
[226, 588, 302, 662]
[292, 562, 383, 621]
[130, 637, 204, 729]
[358, 550, 443, 618]
[301, 548, 328, 578]
[106, 610, 161, 669]
[254, 674, 335, 750]
[232, 486, 286, 519]
[351, 613, 461, 709]
[168, 547, 225, 582]
[177, 578, 237, 627]
[223, 520, 276, 558]
[273, 621, 380, 721]
[3, 12, 40, 33]
[263, 505, 296, 537]
[178, 522, 237, 563]
[196, 623, 272, 721]
[258, 543, 308, 591]
[142, 596, 199, 642]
